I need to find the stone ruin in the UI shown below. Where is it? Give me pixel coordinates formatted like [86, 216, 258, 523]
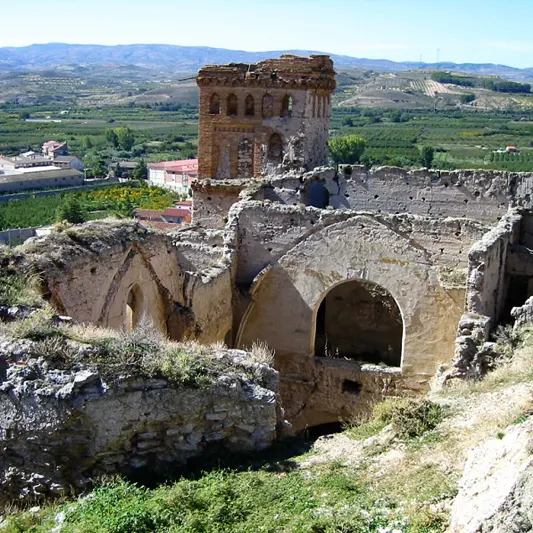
[4, 54, 533, 499]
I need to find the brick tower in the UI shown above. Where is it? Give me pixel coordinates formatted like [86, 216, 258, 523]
[196, 55, 336, 180]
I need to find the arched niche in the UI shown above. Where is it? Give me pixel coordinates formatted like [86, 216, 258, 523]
[125, 284, 144, 332]
[262, 94, 274, 118]
[314, 279, 403, 367]
[267, 133, 283, 166]
[236, 215, 463, 379]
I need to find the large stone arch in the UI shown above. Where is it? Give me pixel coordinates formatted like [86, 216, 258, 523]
[313, 278, 404, 367]
[236, 216, 464, 428]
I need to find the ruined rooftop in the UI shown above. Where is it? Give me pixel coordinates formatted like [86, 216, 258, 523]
[196, 54, 336, 90]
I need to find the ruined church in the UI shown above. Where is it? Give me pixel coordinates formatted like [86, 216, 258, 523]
[33, 55, 533, 430]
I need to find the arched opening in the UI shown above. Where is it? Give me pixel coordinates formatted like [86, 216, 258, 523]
[125, 284, 144, 332]
[245, 94, 255, 116]
[267, 133, 283, 166]
[227, 94, 238, 116]
[237, 138, 253, 178]
[280, 95, 293, 117]
[209, 93, 220, 115]
[262, 94, 274, 118]
[314, 279, 403, 366]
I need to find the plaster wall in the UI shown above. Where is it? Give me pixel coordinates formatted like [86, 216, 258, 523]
[235, 213, 486, 427]
[465, 211, 522, 323]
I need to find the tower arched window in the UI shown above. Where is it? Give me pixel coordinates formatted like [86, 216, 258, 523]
[227, 94, 238, 116]
[262, 94, 274, 118]
[245, 94, 255, 116]
[209, 93, 220, 114]
[281, 95, 293, 117]
[267, 133, 283, 165]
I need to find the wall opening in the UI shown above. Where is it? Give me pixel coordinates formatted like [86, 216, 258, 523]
[267, 133, 283, 166]
[125, 284, 144, 332]
[227, 94, 238, 116]
[314, 279, 403, 366]
[209, 93, 220, 115]
[237, 138, 254, 179]
[262, 94, 274, 118]
[245, 95, 255, 116]
[307, 181, 329, 208]
[280, 95, 293, 117]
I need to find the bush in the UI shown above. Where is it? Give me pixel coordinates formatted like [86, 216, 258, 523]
[348, 398, 445, 441]
[383, 398, 444, 439]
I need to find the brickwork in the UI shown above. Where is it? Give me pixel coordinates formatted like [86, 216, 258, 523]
[196, 55, 336, 179]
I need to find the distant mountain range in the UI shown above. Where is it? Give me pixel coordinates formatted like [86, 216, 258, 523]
[2, 43, 533, 81]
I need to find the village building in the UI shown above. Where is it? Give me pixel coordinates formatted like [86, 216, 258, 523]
[147, 158, 197, 195]
[0, 168, 84, 193]
[42, 140, 68, 157]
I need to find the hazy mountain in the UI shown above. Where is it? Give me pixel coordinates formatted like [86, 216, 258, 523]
[1, 43, 533, 81]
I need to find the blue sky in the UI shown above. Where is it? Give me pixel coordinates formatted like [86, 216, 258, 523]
[3, 0, 533, 68]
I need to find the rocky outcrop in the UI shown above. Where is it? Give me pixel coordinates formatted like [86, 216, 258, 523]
[449, 418, 533, 532]
[0, 340, 280, 503]
[511, 296, 533, 328]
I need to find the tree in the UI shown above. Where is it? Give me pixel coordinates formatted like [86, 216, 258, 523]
[342, 117, 354, 127]
[105, 129, 119, 148]
[329, 135, 366, 165]
[114, 162, 123, 179]
[116, 127, 135, 151]
[84, 152, 107, 178]
[133, 159, 148, 180]
[420, 146, 435, 168]
[82, 136, 93, 149]
[56, 197, 85, 224]
[460, 93, 476, 104]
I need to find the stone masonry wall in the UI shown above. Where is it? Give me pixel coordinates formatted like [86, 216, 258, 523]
[0, 343, 279, 503]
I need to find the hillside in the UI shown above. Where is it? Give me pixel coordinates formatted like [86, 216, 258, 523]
[2, 43, 533, 82]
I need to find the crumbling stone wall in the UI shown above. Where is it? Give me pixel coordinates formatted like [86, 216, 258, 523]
[233, 205, 489, 428]
[196, 55, 336, 180]
[23, 222, 233, 344]
[253, 165, 533, 224]
[0, 344, 279, 503]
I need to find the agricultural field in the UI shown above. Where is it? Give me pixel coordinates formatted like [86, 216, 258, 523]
[2, 65, 533, 182]
[0, 183, 179, 230]
[331, 107, 533, 171]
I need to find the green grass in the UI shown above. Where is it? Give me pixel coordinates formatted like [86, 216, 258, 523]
[3, 469, 415, 533]
[0, 273, 42, 307]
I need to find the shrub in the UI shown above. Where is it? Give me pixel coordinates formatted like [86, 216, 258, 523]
[385, 399, 444, 438]
[348, 398, 445, 441]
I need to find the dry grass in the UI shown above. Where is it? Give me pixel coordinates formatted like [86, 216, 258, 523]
[249, 340, 275, 365]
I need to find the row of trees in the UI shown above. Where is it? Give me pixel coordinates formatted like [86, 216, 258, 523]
[432, 71, 531, 94]
[329, 135, 435, 168]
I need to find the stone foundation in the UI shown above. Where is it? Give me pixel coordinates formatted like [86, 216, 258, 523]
[0, 341, 279, 503]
